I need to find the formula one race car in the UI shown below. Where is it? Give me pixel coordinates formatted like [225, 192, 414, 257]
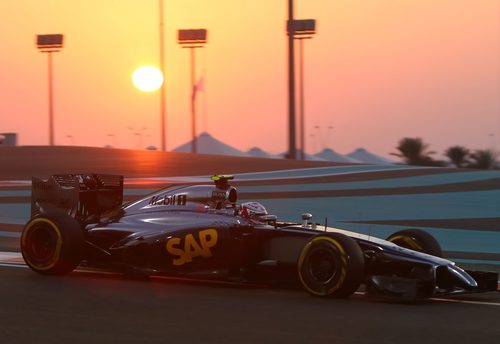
[21, 174, 498, 300]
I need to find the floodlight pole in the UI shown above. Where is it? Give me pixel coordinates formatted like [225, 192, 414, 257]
[298, 38, 304, 160]
[178, 29, 207, 154]
[290, 19, 316, 160]
[190, 47, 197, 154]
[296, 36, 314, 160]
[47, 51, 55, 146]
[287, 0, 297, 160]
[37, 34, 63, 146]
[159, 0, 167, 151]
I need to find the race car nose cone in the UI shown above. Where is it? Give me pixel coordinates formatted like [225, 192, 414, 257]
[447, 264, 478, 289]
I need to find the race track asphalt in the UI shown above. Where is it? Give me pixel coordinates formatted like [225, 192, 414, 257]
[1, 266, 499, 344]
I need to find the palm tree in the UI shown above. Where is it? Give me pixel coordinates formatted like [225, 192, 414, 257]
[467, 149, 497, 170]
[445, 146, 469, 168]
[391, 137, 441, 166]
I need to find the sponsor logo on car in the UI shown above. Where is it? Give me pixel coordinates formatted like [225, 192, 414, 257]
[149, 193, 187, 206]
[166, 229, 218, 266]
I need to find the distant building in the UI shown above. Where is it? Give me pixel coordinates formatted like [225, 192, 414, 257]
[280, 149, 328, 161]
[246, 147, 277, 159]
[345, 148, 394, 165]
[314, 148, 360, 163]
[173, 132, 248, 157]
[0, 133, 17, 146]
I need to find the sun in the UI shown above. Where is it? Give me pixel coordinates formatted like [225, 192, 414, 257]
[132, 66, 164, 92]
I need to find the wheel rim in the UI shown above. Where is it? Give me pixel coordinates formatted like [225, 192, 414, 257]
[389, 235, 423, 252]
[307, 248, 338, 284]
[24, 222, 60, 267]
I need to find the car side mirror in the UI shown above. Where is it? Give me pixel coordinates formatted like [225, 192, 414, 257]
[301, 213, 312, 227]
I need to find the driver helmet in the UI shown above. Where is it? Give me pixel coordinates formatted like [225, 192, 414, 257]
[239, 202, 268, 221]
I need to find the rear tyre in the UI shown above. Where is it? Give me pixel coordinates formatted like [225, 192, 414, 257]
[387, 228, 443, 257]
[297, 233, 365, 298]
[21, 213, 84, 275]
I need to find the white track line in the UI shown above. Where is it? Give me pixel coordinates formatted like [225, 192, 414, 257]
[0, 262, 27, 269]
[0, 252, 22, 260]
[431, 298, 500, 307]
[344, 293, 500, 307]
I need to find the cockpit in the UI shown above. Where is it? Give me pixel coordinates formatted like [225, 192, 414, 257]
[237, 201, 277, 225]
[130, 175, 278, 226]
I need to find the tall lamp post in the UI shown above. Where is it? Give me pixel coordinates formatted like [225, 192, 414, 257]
[159, 0, 167, 151]
[290, 19, 316, 160]
[36, 34, 64, 146]
[178, 29, 207, 154]
[286, 0, 297, 160]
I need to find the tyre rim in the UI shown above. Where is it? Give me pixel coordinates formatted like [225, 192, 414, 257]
[25, 223, 59, 266]
[389, 236, 422, 252]
[307, 248, 337, 284]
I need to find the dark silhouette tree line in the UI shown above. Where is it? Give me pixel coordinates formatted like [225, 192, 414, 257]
[392, 138, 497, 170]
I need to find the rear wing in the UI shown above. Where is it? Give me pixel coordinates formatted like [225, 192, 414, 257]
[31, 174, 124, 223]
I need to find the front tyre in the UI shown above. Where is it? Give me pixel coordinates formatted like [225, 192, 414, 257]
[297, 233, 365, 298]
[21, 213, 84, 275]
[387, 228, 443, 257]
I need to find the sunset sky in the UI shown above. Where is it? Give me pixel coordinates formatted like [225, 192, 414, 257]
[0, 0, 499, 159]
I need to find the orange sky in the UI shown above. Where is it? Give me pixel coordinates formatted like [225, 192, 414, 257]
[0, 0, 499, 159]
